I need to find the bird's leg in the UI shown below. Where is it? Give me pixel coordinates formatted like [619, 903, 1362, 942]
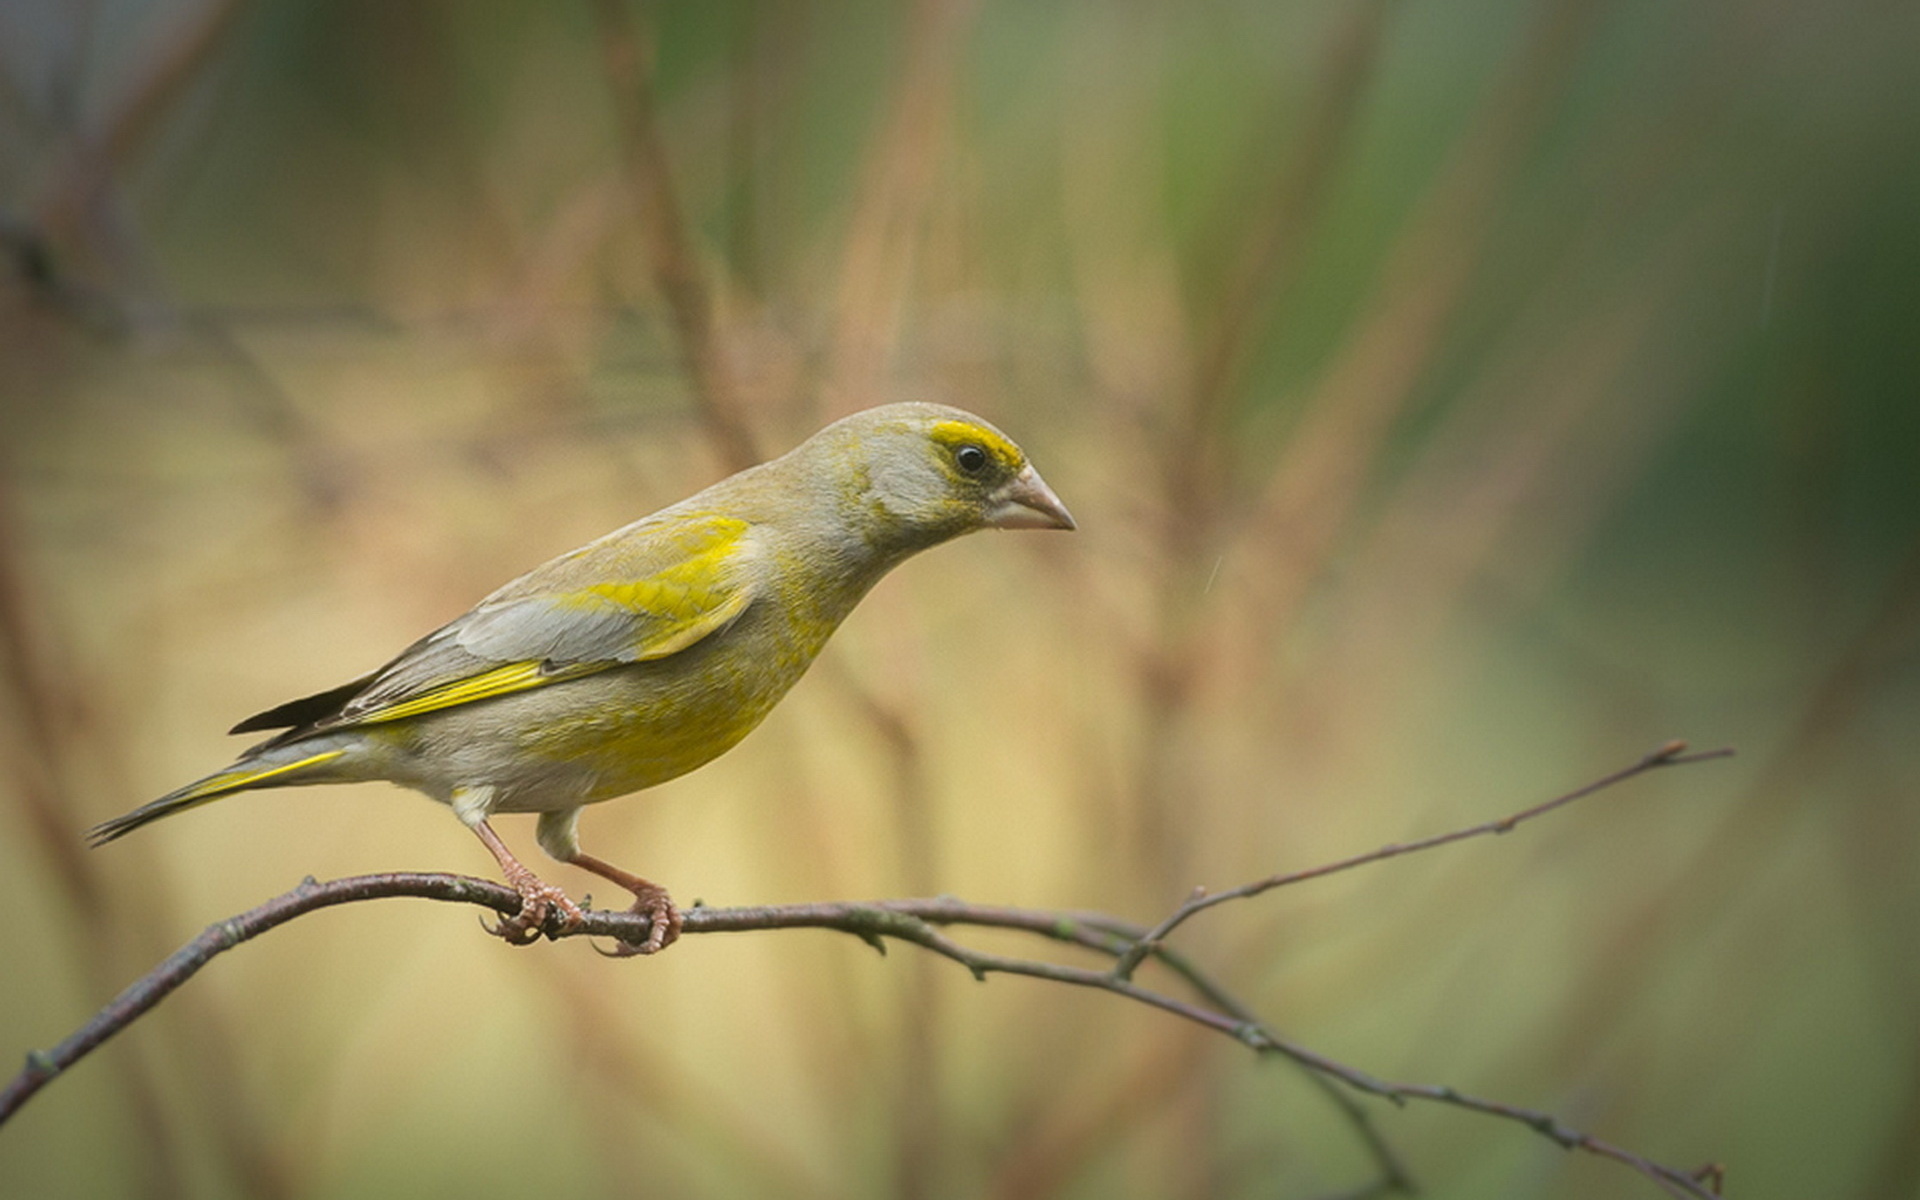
[468, 818, 587, 944]
[567, 851, 682, 956]
[533, 808, 680, 955]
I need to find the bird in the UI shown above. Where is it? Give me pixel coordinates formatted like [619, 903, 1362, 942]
[89, 403, 1075, 954]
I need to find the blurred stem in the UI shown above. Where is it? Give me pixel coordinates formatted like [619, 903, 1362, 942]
[720, 1, 804, 301]
[1523, 534, 1920, 1100]
[1245, 0, 1610, 664]
[24, 0, 250, 326]
[1131, 0, 1391, 904]
[0, 473, 279, 1200]
[543, 965, 837, 1200]
[723, 7, 765, 300]
[834, 663, 945, 1200]
[1174, 0, 1391, 526]
[824, 0, 978, 415]
[595, 0, 761, 470]
[1047, 11, 1397, 1189]
[34, 0, 251, 251]
[988, 1024, 1261, 1200]
[1859, 1028, 1920, 1200]
[0, 489, 185, 1200]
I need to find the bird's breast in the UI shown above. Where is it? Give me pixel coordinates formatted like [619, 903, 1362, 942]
[511, 596, 839, 804]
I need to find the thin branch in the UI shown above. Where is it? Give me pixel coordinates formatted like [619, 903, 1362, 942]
[1109, 741, 1735, 980]
[3, 746, 1731, 1198]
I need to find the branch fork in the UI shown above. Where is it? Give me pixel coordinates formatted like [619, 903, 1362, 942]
[4, 744, 1733, 1198]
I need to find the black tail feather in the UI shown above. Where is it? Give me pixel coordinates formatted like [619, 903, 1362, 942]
[229, 674, 373, 734]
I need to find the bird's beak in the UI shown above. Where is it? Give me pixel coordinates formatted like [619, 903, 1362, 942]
[986, 464, 1076, 531]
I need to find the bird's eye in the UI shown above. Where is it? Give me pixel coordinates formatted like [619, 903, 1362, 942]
[955, 444, 989, 475]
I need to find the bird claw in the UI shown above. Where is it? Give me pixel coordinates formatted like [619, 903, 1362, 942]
[485, 874, 587, 945]
[594, 884, 682, 957]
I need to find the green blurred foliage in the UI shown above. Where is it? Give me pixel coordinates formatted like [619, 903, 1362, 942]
[2, 1, 1917, 1198]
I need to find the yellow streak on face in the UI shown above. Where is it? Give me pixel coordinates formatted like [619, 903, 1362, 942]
[927, 420, 1025, 473]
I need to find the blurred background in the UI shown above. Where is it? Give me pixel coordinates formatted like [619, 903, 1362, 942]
[2, 1, 1916, 1197]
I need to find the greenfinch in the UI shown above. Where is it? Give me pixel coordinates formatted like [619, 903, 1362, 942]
[90, 403, 1074, 953]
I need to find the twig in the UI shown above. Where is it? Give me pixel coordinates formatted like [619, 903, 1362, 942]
[3, 745, 1731, 1198]
[1109, 741, 1734, 981]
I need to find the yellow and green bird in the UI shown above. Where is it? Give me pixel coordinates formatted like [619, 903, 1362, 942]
[90, 403, 1074, 953]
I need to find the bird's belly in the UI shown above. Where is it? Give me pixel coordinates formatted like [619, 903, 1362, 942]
[524, 668, 789, 803]
[397, 627, 819, 813]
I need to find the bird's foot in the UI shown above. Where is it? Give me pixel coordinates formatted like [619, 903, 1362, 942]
[596, 882, 682, 957]
[486, 871, 587, 945]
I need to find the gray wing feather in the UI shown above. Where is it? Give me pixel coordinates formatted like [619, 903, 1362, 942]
[454, 595, 653, 664]
[271, 510, 760, 730]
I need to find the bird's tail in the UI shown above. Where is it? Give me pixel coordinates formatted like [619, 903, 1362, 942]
[88, 746, 349, 847]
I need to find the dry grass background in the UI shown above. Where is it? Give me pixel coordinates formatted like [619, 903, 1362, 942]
[2, 1, 1918, 1198]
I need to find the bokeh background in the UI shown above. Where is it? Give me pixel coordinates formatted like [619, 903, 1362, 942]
[3, 1, 1917, 1197]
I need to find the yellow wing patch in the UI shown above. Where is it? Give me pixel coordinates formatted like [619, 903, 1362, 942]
[349, 519, 757, 727]
[354, 661, 600, 725]
[551, 515, 754, 660]
[564, 548, 753, 659]
[616, 583, 752, 659]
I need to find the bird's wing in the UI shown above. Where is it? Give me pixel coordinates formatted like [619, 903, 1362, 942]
[239, 513, 760, 736]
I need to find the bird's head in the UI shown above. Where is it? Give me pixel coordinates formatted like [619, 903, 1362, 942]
[801, 402, 1075, 554]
